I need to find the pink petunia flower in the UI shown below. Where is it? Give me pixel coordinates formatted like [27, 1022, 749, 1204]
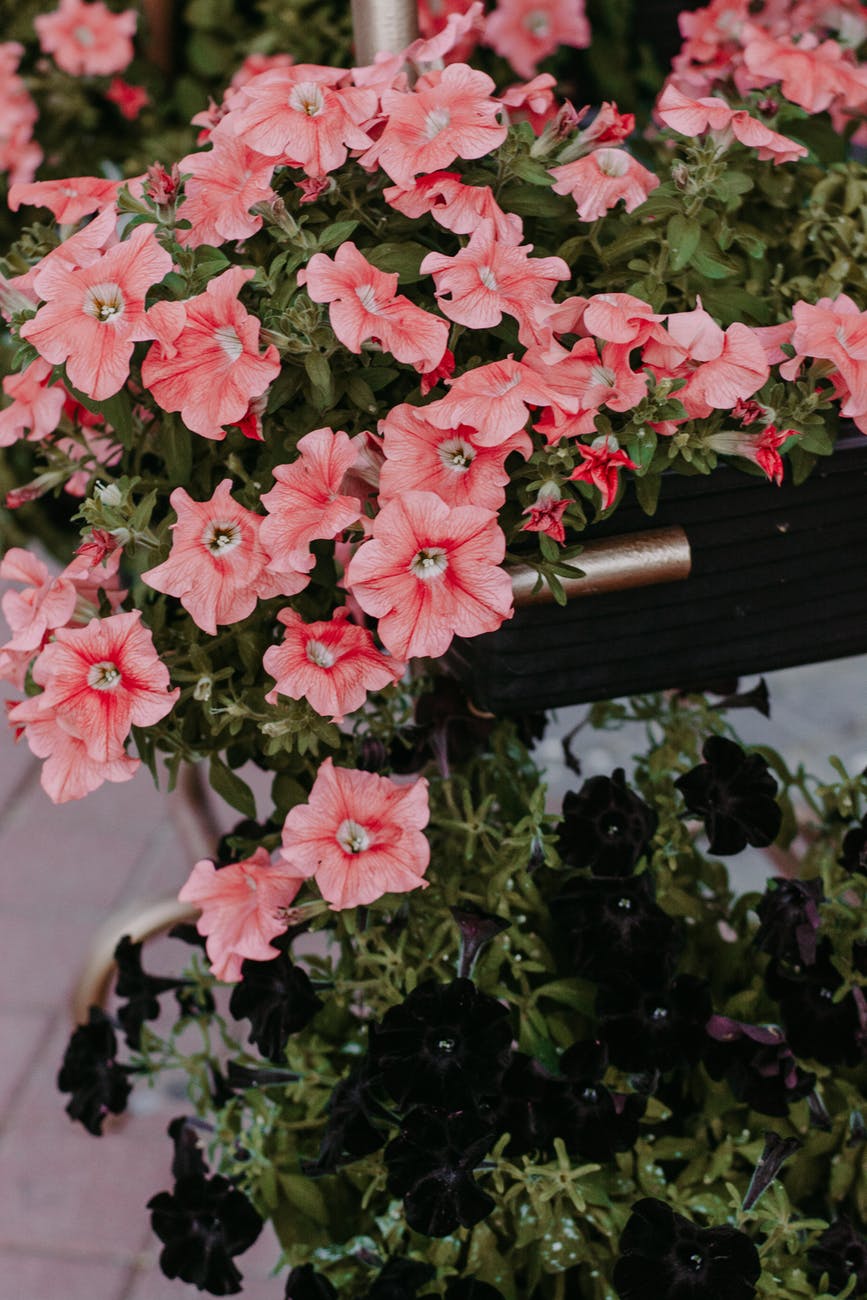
[420, 220, 570, 346]
[580, 292, 667, 349]
[569, 436, 637, 511]
[178, 848, 305, 982]
[35, 0, 136, 77]
[0, 42, 41, 186]
[427, 354, 577, 445]
[384, 170, 523, 241]
[782, 295, 867, 417]
[279, 758, 430, 910]
[29, 610, 178, 764]
[9, 692, 139, 803]
[740, 28, 867, 117]
[264, 606, 405, 722]
[655, 84, 807, 165]
[20, 224, 173, 402]
[549, 148, 659, 222]
[0, 358, 66, 447]
[302, 242, 449, 373]
[360, 63, 507, 187]
[142, 479, 300, 636]
[500, 73, 558, 132]
[522, 484, 570, 543]
[484, 0, 591, 80]
[105, 77, 149, 120]
[259, 426, 362, 583]
[141, 266, 280, 440]
[0, 548, 78, 652]
[176, 136, 276, 248]
[346, 489, 513, 660]
[379, 401, 531, 509]
[8, 176, 122, 225]
[222, 64, 378, 175]
[532, 338, 647, 442]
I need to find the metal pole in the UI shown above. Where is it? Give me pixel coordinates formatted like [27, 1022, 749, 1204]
[351, 0, 419, 63]
[511, 526, 692, 607]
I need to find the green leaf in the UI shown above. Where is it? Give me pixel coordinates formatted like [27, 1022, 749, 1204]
[304, 351, 333, 408]
[689, 231, 738, 279]
[510, 155, 555, 186]
[277, 1173, 329, 1225]
[208, 755, 256, 818]
[161, 414, 193, 485]
[497, 183, 570, 219]
[667, 213, 701, 273]
[364, 241, 429, 283]
[316, 220, 359, 251]
[64, 380, 134, 444]
[635, 472, 661, 515]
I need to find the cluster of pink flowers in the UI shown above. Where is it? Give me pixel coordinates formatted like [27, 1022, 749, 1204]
[667, 0, 867, 136]
[0, 43, 40, 186]
[180, 759, 431, 975]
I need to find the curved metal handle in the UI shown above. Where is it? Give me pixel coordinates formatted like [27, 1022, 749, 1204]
[351, 0, 419, 63]
[511, 526, 692, 607]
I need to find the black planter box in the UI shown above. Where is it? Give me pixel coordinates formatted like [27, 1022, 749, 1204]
[451, 437, 867, 712]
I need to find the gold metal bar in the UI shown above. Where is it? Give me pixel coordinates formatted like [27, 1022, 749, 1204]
[351, 0, 419, 63]
[511, 525, 692, 607]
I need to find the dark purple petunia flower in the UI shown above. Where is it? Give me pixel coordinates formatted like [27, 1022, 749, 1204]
[558, 768, 658, 876]
[808, 1217, 867, 1294]
[598, 975, 713, 1073]
[704, 1015, 816, 1116]
[753, 878, 824, 967]
[228, 948, 322, 1063]
[552, 872, 681, 988]
[613, 1197, 761, 1299]
[675, 735, 781, 855]
[384, 1106, 495, 1237]
[57, 1007, 132, 1136]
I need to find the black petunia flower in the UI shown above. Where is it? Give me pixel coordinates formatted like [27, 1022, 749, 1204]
[491, 1052, 575, 1157]
[808, 1217, 867, 1294]
[840, 814, 867, 875]
[228, 949, 322, 1062]
[552, 873, 681, 988]
[310, 1059, 390, 1172]
[148, 1127, 263, 1296]
[753, 878, 823, 967]
[598, 976, 713, 1073]
[613, 1197, 761, 1300]
[385, 1106, 495, 1237]
[765, 940, 864, 1067]
[369, 978, 513, 1109]
[114, 935, 188, 1049]
[558, 769, 658, 876]
[284, 1264, 337, 1299]
[450, 905, 510, 979]
[367, 1258, 435, 1299]
[704, 1016, 815, 1117]
[57, 1007, 132, 1135]
[675, 736, 781, 855]
[445, 1281, 505, 1299]
[559, 1039, 647, 1161]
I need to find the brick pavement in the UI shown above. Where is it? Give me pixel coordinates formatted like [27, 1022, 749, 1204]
[0, 652, 865, 1299]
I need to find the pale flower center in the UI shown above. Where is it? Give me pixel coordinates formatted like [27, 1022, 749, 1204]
[590, 364, 616, 390]
[87, 660, 121, 691]
[423, 106, 452, 140]
[74, 24, 95, 44]
[83, 282, 125, 324]
[336, 818, 371, 854]
[355, 283, 383, 314]
[595, 149, 629, 178]
[409, 546, 448, 581]
[202, 519, 243, 554]
[305, 638, 336, 668]
[289, 82, 325, 117]
[525, 10, 550, 35]
[214, 324, 244, 363]
[493, 371, 522, 395]
[478, 264, 499, 291]
[437, 437, 475, 473]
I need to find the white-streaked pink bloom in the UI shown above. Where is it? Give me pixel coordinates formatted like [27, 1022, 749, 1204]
[178, 848, 305, 982]
[264, 606, 404, 722]
[427, 354, 577, 444]
[9, 692, 139, 803]
[384, 171, 523, 241]
[222, 64, 378, 174]
[0, 359, 66, 447]
[35, 0, 136, 76]
[20, 224, 173, 402]
[549, 148, 659, 221]
[379, 401, 531, 509]
[346, 489, 513, 660]
[484, 0, 591, 79]
[260, 427, 363, 580]
[360, 63, 507, 187]
[302, 242, 449, 372]
[141, 266, 280, 440]
[142, 480, 300, 636]
[279, 758, 430, 910]
[420, 220, 569, 346]
[8, 176, 122, 225]
[656, 84, 807, 165]
[0, 549, 77, 652]
[176, 137, 276, 247]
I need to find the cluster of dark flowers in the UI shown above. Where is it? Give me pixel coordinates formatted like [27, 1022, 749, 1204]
[55, 712, 867, 1298]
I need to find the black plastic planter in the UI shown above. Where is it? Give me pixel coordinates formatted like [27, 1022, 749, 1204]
[451, 435, 867, 712]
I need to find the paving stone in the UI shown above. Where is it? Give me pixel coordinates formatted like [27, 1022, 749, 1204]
[0, 1009, 54, 1126]
[0, 1249, 129, 1300]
